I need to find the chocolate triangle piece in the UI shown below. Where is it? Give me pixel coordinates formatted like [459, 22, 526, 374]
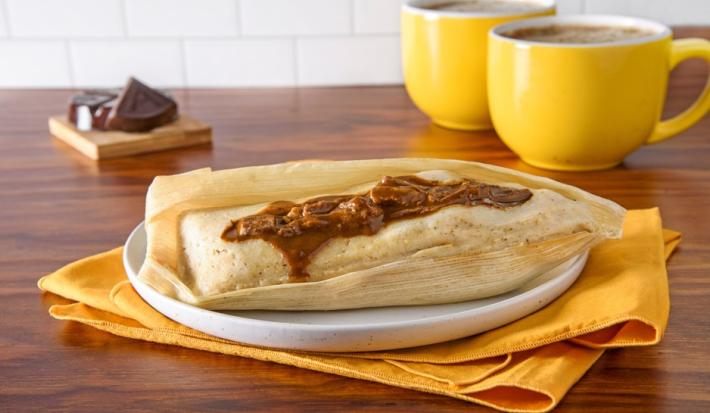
[105, 77, 178, 132]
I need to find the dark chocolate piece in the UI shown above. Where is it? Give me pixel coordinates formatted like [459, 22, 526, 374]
[68, 91, 118, 129]
[105, 77, 178, 132]
[67, 78, 177, 132]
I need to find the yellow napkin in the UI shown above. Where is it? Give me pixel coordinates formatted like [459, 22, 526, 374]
[39, 208, 678, 413]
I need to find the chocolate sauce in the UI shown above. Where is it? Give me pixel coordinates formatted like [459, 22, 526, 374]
[221, 175, 533, 280]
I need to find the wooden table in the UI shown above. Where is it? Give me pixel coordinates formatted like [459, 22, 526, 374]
[1, 27, 709, 413]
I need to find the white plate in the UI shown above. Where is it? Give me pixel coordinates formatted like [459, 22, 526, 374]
[124, 222, 587, 352]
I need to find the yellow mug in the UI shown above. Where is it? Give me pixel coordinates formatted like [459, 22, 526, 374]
[488, 15, 710, 171]
[401, 0, 555, 131]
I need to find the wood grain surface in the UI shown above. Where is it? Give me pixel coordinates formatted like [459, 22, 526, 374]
[1, 27, 709, 413]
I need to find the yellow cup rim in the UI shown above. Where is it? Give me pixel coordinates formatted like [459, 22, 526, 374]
[402, 0, 556, 19]
[490, 14, 672, 48]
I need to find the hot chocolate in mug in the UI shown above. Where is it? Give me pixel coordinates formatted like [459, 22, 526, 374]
[402, 0, 556, 131]
[488, 15, 710, 171]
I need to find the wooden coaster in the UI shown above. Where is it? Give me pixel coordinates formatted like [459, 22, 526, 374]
[48, 115, 212, 160]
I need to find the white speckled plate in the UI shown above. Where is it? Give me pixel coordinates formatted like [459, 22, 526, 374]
[124, 222, 587, 352]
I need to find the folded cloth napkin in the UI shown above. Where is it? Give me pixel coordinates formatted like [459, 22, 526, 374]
[39, 208, 679, 413]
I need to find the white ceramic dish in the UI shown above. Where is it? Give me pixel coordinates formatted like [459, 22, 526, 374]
[124, 222, 587, 352]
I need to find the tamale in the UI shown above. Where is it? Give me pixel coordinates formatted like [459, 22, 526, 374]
[138, 159, 625, 310]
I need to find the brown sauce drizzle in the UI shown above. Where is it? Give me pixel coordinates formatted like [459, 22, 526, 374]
[221, 175, 533, 280]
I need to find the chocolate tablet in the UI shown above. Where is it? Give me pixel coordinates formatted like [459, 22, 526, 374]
[105, 77, 178, 132]
[67, 78, 178, 133]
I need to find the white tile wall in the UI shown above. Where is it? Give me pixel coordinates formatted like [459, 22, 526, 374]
[0, 41, 71, 86]
[185, 39, 295, 86]
[6, 0, 124, 38]
[0, 0, 707, 88]
[240, 0, 351, 36]
[556, 0, 583, 15]
[585, 0, 710, 25]
[353, 0, 401, 33]
[125, 0, 239, 37]
[0, 1, 8, 37]
[298, 36, 401, 85]
[70, 41, 184, 87]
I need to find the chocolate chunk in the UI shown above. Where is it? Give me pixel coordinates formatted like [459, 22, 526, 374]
[68, 91, 118, 130]
[105, 77, 178, 132]
[67, 78, 177, 133]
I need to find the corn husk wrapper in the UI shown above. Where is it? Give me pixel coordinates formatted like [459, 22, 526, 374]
[137, 158, 626, 310]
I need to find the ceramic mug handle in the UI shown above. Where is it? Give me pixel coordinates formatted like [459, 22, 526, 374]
[647, 38, 710, 144]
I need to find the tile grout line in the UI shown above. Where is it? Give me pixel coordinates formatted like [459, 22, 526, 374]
[235, 0, 242, 36]
[118, 0, 129, 37]
[0, 33, 402, 42]
[64, 40, 76, 88]
[180, 39, 188, 87]
[349, 0, 356, 34]
[293, 37, 300, 86]
[1, 0, 12, 38]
